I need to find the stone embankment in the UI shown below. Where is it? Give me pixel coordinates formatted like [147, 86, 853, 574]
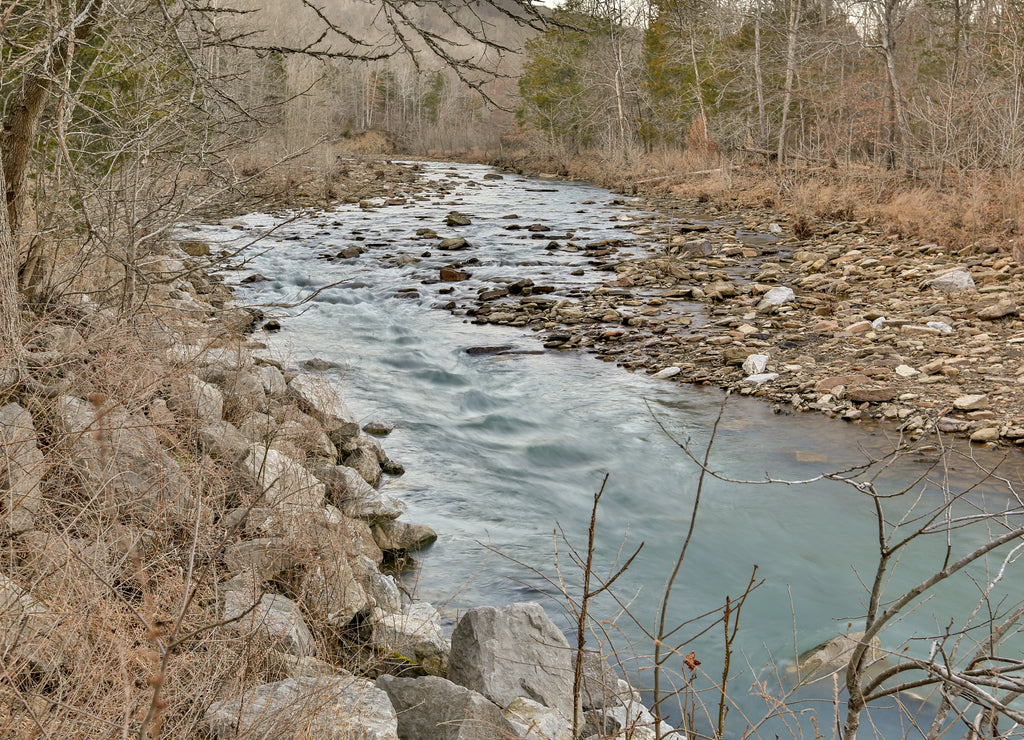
[0, 234, 680, 737]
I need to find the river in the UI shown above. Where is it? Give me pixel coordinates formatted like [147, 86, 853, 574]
[183, 162, 1024, 739]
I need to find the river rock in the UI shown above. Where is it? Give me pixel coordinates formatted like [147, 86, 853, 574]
[363, 420, 395, 435]
[371, 602, 449, 675]
[577, 651, 636, 710]
[224, 538, 298, 583]
[977, 299, 1017, 320]
[448, 602, 573, 717]
[0, 573, 64, 678]
[846, 386, 897, 403]
[582, 700, 683, 740]
[198, 420, 250, 463]
[954, 394, 988, 411]
[440, 266, 470, 282]
[315, 464, 405, 524]
[345, 445, 383, 487]
[224, 592, 314, 657]
[0, 403, 45, 533]
[372, 520, 437, 552]
[170, 373, 224, 422]
[287, 375, 358, 439]
[971, 427, 1000, 443]
[815, 375, 871, 393]
[757, 286, 795, 310]
[446, 211, 472, 226]
[244, 444, 326, 511]
[56, 395, 197, 523]
[257, 365, 288, 396]
[742, 354, 769, 375]
[927, 268, 975, 293]
[653, 366, 681, 379]
[438, 237, 469, 250]
[504, 697, 572, 740]
[376, 675, 516, 740]
[742, 372, 778, 385]
[791, 631, 884, 685]
[206, 674, 398, 739]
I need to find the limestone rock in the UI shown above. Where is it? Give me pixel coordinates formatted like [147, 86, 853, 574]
[56, 396, 197, 523]
[345, 445, 383, 487]
[198, 420, 250, 463]
[244, 444, 326, 511]
[0, 403, 45, 533]
[792, 631, 884, 685]
[288, 374, 358, 438]
[757, 286, 795, 309]
[504, 697, 573, 740]
[978, 300, 1017, 320]
[224, 592, 314, 657]
[954, 394, 989, 411]
[316, 464, 406, 524]
[371, 602, 449, 676]
[927, 268, 975, 293]
[653, 366, 680, 379]
[742, 354, 769, 375]
[169, 374, 224, 422]
[582, 701, 683, 740]
[372, 521, 437, 552]
[448, 602, 573, 717]
[206, 675, 398, 739]
[257, 364, 288, 397]
[376, 675, 516, 740]
[224, 538, 297, 582]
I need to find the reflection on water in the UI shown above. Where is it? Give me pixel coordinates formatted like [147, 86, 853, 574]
[187, 162, 1024, 739]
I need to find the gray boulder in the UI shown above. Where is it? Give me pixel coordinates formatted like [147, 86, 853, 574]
[372, 521, 437, 553]
[583, 701, 684, 740]
[345, 446, 383, 487]
[316, 464, 406, 524]
[224, 592, 314, 657]
[206, 674, 398, 739]
[198, 419, 250, 463]
[287, 374, 358, 439]
[927, 268, 976, 293]
[371, 602, 449, 677]
[376, 675, 516, 740]
[503, 697, 572, 739]
[0, 403, 45, 533]
[169, 373, 224, 422]
[56, 396, 196, 523]
[244, 444, 326, 512]
[448, 602, 573, 717]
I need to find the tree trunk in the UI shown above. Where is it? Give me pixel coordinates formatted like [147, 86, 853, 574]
[0, 149, 23, 382]
[754, 6, 767, 146]
[1, 0, 104, 244]
[777, 0, 801, 165]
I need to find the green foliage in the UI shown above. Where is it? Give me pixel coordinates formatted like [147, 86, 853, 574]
[516, 15, 594, 151]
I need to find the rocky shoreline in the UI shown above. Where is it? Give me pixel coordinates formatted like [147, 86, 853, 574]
[332, 158, 1024, 449]
[0, 158, 686, 737]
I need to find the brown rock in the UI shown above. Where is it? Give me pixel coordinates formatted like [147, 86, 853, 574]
[815, 375, 872, 393]
[846, 387, 898, 403]
[440, 266, 469, 282]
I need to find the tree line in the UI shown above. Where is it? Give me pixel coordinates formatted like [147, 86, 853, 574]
[515, 0, 1024, 179]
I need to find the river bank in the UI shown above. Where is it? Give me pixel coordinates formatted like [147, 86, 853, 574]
[0, 155, 693, 738]
[238, 153, 1024, 448]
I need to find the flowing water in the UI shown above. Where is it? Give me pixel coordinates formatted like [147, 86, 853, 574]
[184, 163, 1024, 739]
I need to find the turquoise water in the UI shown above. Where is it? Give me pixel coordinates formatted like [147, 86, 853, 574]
[187, 163, 1024, 739]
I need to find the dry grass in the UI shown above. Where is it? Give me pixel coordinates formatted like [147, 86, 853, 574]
[497, 143, 1024, 255]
